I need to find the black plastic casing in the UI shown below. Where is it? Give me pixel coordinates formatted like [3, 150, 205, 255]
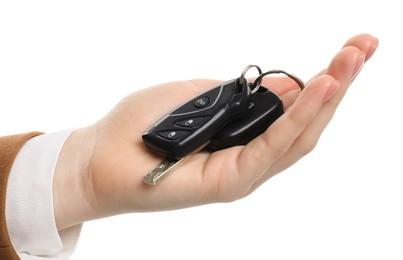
[206, 86, 284, 152]
[142, 78, 250, 159]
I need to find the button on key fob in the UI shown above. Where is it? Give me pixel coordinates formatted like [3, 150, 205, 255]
[142, 78, 251, 159]
[206, 86, 284, 152]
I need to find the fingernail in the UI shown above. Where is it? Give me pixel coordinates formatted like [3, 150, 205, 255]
[365, 36, 379, 62]
[351, 54, 366, 81]
[323, 80, 341, 103]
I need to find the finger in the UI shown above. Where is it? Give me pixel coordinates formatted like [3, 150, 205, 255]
[258, 76, 303, 110]
[312, 34, 378, 79]
[281, 88, 301, 110]
[260, 76, 303, 110]
[252, 37, 379, 188]
[308, 34, 379, 128]
[343, 33, 379, 62]
[284, 48, 365, 157]
[260, 76, 302, 96]
[282, 47, 364, 162]
[236, 75, 340, 183]
[291, 34, 379, 151]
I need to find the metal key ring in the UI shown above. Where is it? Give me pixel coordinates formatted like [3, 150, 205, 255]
[239, 65, 263, 94]
[252, 69, 305, 92]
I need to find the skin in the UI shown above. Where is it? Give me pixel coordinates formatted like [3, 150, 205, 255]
[53, 34, 379, 231]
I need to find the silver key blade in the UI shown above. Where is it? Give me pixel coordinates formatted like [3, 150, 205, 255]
[143, 142, 209, 186]
[143, 158, 183, 185]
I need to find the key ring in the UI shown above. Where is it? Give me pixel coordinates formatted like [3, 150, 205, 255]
[239, 65, 262, 94]
[252, 70, 305, 92]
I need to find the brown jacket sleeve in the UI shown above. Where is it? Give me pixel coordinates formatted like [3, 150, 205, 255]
[0, 132, 43, 260]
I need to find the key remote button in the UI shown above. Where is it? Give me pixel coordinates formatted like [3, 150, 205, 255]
[171, 85, 222, 115]
[159, 130, 190, 140]
[176, 117, 204, 127]
[194, 97, 210, 108]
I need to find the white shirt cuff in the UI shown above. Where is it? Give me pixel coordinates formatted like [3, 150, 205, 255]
[6, 129, 82, 259]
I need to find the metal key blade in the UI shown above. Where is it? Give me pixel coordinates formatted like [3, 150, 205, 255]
[143, 142, 209, 186]
[143, 158, 183, 185]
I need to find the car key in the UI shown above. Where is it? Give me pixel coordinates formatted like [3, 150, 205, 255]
[142, 66, 262, 185]
[207, 70, 304, 151]
[142, 77, 251, 160]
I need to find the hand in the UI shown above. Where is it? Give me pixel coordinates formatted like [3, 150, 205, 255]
[53, 34, 379, 231]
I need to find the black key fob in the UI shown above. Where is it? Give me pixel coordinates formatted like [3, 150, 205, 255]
[206, 86, 283, 152]
[142, 78, 251, 159]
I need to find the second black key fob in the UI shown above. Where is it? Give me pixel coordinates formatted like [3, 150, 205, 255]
[206, 86, 284, 152]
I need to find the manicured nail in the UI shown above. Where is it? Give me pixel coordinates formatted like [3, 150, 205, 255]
[323, 80, 341, 103]
[365, 36, 379, 62]
[351, 54, 366, 81]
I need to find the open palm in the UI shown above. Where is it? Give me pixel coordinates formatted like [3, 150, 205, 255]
[54, 34, 378, 230]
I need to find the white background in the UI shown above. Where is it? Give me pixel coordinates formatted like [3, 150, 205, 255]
[1, 1, 402, 259]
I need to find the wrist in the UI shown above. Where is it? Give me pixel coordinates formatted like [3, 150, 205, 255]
[53, 126, 97, 231]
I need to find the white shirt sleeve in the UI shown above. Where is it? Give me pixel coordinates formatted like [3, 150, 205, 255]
[5, 129, 82, 260]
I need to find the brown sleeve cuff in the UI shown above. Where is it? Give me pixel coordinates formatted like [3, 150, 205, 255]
[0, 132, 44, 260]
